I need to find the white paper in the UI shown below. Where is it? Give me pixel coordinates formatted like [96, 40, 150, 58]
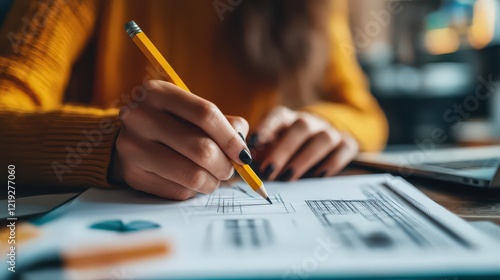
[16, 174, 500, 279]
[0, 192, 80, 219]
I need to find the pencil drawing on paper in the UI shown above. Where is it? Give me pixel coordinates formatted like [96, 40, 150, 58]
[180, 187, 295, 217]
[306, 185, 468, 250]
[205, 218, 274, 250]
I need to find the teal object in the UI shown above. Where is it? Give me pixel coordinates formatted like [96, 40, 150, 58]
[90, 220, 160, 232]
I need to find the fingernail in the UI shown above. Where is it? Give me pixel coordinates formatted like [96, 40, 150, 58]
[239, 149, 252, 165]
[238, 132, 246, 142]
[319, 171, 326, 178]
[278, 168, 294, 181]
[247, 133, 259, 148]
[262, 163, 275, 180]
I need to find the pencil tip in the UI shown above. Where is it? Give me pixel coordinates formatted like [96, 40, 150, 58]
[266, 197, 272, 204]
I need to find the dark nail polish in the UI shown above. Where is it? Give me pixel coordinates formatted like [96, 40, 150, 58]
[278, 169, 294, 181]
[238, 132, 246, 142]
[247, 133, 259, 148]
[239, 149, 252, 165]
[319, 171, 326, 178]
[262, 164, 275, 180]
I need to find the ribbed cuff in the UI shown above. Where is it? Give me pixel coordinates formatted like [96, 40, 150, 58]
[0, 107, 121, 190]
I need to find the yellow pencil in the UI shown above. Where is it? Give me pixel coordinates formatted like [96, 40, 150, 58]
[124, 20, 271, 204]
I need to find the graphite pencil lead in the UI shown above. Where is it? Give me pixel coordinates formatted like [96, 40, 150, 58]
[266, 197, 272, 204]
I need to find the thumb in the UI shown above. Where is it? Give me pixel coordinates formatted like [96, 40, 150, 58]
[226, 115, 250, 141]
[252, 106, 298, 147]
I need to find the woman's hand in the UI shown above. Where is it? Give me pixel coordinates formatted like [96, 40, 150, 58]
[250, 106, 359, 181]
[110, 80, 252, 200]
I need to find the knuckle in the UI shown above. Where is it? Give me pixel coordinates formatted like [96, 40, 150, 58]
[214, 163, 234, 181]
[198, 101, 219, 121]
[144, 79, 162, 91]
[316, 130, 331, 142]
[295, 117, 313, 133]
[186, 167, 220, 194]
[187, 168, 208, 191]
[196, 139, 220, 166]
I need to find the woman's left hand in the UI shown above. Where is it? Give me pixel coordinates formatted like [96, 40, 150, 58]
[249, 106, 359, 181]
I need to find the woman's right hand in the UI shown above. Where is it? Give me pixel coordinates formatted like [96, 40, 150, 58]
[109, 80, 252, 200]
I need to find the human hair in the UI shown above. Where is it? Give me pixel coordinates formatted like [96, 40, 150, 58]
[223, 0, 331, 108]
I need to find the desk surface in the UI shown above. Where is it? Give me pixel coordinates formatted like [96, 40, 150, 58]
[344, 166, 500, 225]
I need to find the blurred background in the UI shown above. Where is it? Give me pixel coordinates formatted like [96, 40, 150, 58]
[349, 0, 500, 147]
[0, 0, 499, 148]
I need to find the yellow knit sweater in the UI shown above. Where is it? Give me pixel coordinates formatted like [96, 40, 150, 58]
[0, 0, 388, 190]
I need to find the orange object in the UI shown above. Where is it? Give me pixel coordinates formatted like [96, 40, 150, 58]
[64, 240, 169, 269]
[0, 223, 40, 254]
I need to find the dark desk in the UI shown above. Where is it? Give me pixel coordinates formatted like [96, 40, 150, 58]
[344, 166, 500, 225]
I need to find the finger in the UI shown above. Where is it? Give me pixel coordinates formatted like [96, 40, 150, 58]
[126, 106, 233, 181]
[314, 134, 359, 177]
[260, 116, 322, 181]
[226, 115, 250, 140]
[126, 168, 197, 200]
[280, 130, 342, 181]
[251, 106, 297, 147]
[118, 131, 220, 194]
[146, 80, 251, 165]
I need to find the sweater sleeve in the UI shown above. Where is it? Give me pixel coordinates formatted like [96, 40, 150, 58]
[301, 0, 388, 152]
[0, 0, 120, 190]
